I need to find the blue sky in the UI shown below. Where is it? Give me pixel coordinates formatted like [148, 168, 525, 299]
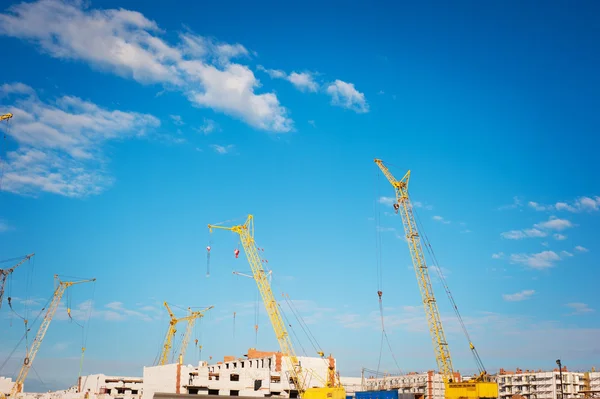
[1, 0, 599, 392]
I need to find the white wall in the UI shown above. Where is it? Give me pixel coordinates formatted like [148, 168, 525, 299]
[78, 374, 142, 399]
[142, 363, 194, 399]
[0, 377, 15, 395]
[340, 376, 362, 394]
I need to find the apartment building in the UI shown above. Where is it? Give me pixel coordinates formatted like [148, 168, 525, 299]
[497, 368, 586, 399]
[362, 371, 451, 399]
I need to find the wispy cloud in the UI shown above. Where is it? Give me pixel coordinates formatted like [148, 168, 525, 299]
[553, 233, 567, 240]
[528, 201, 549, 211]
[0, 0, 293, 132]
[534, 216, 573, 231]
[0, 83, 159, 197]
[565, 302, 594, 315]
[169, 114, 184, 125]
[196, 118, 218, 134]
[501, 228, 547, 240]
[529, 196, 600, 213]
[503, 290, 535, 302]
[49, 300, 162, 322]
[378, 196, 395, 206]
[501, 216, 573, 240]
[210, 144, 235, 155]
[0, 219, 12, 233]
[574, 245, 589, 253]
[509, 250, 567, 269]
[335, 313, 369, 329]
[492, 252, 504, 259]
[498, 196, 522, 210]
[432, 215, 450, 224]
[413, 201, 433, 210]
[326, 80, 369, 113]
[257, 65, 319, 92]
[308, 120, 316, 128]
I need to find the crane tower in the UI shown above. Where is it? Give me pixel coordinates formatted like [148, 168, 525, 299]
[374, 159, 498, 399]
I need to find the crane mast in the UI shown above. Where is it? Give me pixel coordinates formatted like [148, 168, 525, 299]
[209, 216, 303, 392]
[180, 307, 213, 364]
[0, 253, 35, 309]
[9, 275, 96, 397]
[208, 215, 346, 399]
[159, 302, 213, 365]
[374, 159, 498, 399]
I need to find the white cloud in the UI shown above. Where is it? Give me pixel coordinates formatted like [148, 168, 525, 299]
[553, 233, 567, 240]
[501, 228, 547, 240]
[335, 313, 368, 329]
[492, 252, 504, 259]
[288, 72, 319, 92]
[0, 220, 11, 233]
[257, 65, 319, 92]
[378, 196, 395, 206]
[0, 82, 36, 97]
[503, 290, 535, 302]
[182, 61, 292, 132]
[574, 245, 589, 253]
[326, 80, 369, 113]
[432, 215, 450, 224]
[528, 201, 549, 211]
[210, 144, 235, 155]
[509, 250, 561, 269]
[528, 196, 600, 213]
[308, 120, 316, 128]
[534, 216, 573, 231]
[0, 84, 159, 197]
[52, 299, 160, 322]
[560, 250, 573, 258]
[565, 302, 594, 315]
[413, 201, 433, 210]
[377, 90, 385, 95]
[257, 66, 286, 79]
[196, 118, 218, 134]
[169, 114, 184, 125]
[498, 196, 522, 210]
[0, 0, 292, 132]
[502, 216, 574, 240]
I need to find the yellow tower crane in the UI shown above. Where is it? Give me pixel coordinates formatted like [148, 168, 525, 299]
[5, 275, 96, 398]
[0, 253, 35, 310]
[159, 302, 213, 365]
[374, 159, 498, 399]
[208, 215, 346, 399]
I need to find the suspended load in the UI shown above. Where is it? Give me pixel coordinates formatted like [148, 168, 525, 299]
[234, 248, 240, 258]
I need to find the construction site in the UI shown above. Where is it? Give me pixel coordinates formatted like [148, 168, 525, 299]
[1, 109, 598, 399]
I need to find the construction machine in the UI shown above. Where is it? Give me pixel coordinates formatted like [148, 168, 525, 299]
[159, 302, 213, 365]
[0, 253, 35, 309]
[374, 159, 498, 399]
[208, 215, 346, 399]
[4, 275, 95, 398]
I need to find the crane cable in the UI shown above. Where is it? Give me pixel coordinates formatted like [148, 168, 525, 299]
[374, 168, 402, 377]
[282, 293, 323, 357]
[0, 115, 11, 192]
[206, 231, 212, 277]
[78, 280, 96, 378]
[1, 294, 52, 377]
[412, 203, 486, 374]
[6, 255, 35, 341]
